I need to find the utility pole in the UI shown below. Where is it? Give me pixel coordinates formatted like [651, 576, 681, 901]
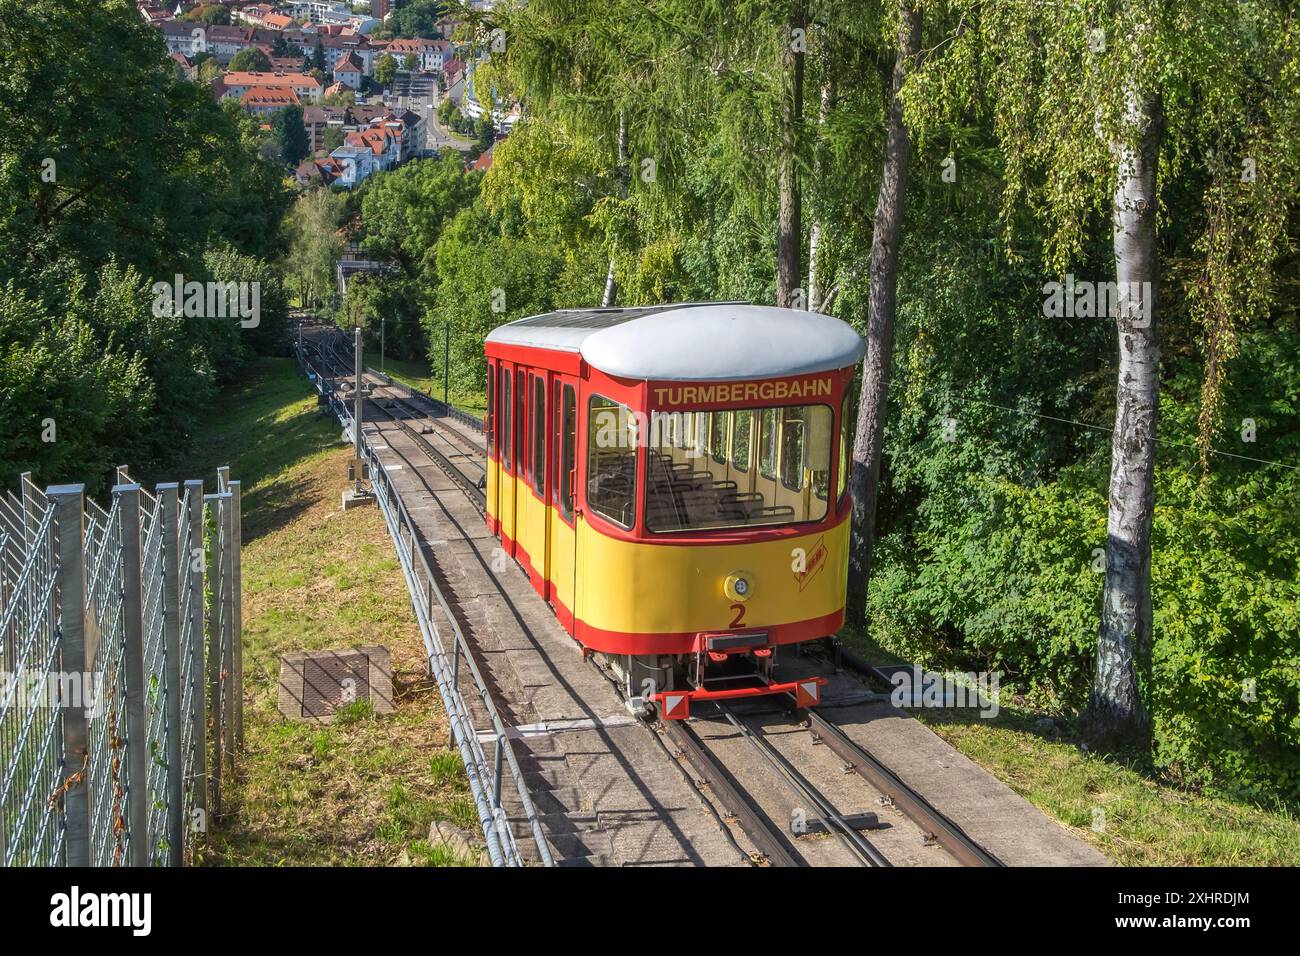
[443, 320, 450, 411]
[342, 325, 374, 509]
[353, 326, 364, 477]
[380, 315, 386, 374]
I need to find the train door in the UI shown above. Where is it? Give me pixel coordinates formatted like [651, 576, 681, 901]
[515, 366, 528, 559]
[499, 361, 517, 553]
[548, 375, 578, 628]
[486, 363, 498, 531]
[528, 371, 550, 594]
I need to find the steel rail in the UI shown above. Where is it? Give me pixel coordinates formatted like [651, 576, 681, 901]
[717, 704, 890, 867]
[658, 718, 802, 867]
[374, 402, 487, 513]
[379, 393, 488, 486]
[802, 708, 1003, 867]
[364, 414, 554, 866]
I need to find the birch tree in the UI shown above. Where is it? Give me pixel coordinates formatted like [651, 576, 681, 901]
[905, 0, 1300, 744]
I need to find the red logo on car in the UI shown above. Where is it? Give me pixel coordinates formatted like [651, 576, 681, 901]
[794, 537, 828, 591]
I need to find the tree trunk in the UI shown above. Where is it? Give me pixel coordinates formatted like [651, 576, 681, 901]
[601, 112, 629, 308]
[808, 64, 835, 314]
[1087, 88, 1163, 747]
[775, 3, 805, 309]
[846, 0, 921, 624]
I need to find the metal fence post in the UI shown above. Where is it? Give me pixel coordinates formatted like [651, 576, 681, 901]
[114, 483, 148, 867]
[205, 494, 224, 817]
[228, 480, 243, 753]
[48, 484, 90, 867]
[157, 483, 184, 866]
[184, 480, 206, 832]
[220, 490, 235, 774]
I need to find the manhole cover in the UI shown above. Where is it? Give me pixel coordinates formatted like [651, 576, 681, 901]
[278, 646, 394, 723]
[302, 652, 370, 717]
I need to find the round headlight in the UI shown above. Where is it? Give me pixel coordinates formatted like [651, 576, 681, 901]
[724, 572, 754, 603]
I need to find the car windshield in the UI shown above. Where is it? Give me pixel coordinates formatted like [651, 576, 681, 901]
[645, 404, 834, 532]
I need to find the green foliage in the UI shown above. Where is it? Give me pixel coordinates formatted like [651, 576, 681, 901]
[374, 53, 398, 87]
[386, 0, 445, 39]
[273, 105, 310, 167]
[229, 47, 273, 73]
[315, 0, 1300, 806]
[323, 126, 346, 152]
[283, 187, 348, 312]
[0, 0, 291, 490]
[181, 3, 230, 25]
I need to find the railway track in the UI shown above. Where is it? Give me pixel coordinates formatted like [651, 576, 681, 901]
[300, 322, 1003, 869]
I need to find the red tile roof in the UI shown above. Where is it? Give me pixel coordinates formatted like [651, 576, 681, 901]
[334, 53, 364, 73]
[224, 71, 321, 90]
[241, 87, 301, 108]
[344, 126, 395, 156]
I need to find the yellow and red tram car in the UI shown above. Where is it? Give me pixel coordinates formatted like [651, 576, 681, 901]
[484, 303, 865, 719]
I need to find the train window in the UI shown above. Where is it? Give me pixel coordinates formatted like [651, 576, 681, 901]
[780, 407, 805, 491]
[486, 365, 495, 452]
[837, 395, 850, 501]
[587, 394, 637, 529]
[647, 402, 832, 532]
[758, 409, 777, 479]
[561, 385, 576, 520]
[709, 413, 727, 464]
[731, 410, 752, 473]
[502, 371, 512, 470]
[554, 380, 562, 503]
[533, 375, 545, 495]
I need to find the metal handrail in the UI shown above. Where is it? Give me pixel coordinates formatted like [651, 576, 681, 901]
[300, 345, 554, 866]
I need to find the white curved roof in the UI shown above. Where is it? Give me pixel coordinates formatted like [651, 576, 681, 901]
[486, 303, 864, 381]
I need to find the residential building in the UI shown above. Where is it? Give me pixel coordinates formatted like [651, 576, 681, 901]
[302, 105, 329, 153]
[344, 125, 399, 172]
[332, 52, 364, 90]
[169, 50, 194, 79]
[314, 156, 346, 186]
[207, 24, 260, 65]
[235, 3, 275, 26]
[159, 21, 206, 57]
[382, 38, 451, 73]
[222, 71, 322, 104]
[467, 144, 494, 172]
[325, 145, 372, 188]
[441, 58, 465, 88]
[138, 4, 173, 25]
[241, 87, 301, 116]
[295, 157, 324, 187]
[320, 34, 375, 73]
[291, 0, 378, 32]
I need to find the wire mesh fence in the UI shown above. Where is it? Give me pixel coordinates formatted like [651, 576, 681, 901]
[0, 467, 242, 867]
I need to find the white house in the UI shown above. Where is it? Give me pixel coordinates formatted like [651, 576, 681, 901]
[327, 145, 373, 188]
[332, 52, 364, 90]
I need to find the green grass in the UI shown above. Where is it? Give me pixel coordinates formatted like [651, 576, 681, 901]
[838, 623, 1300, 865]
[177, 358, 476, 866]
